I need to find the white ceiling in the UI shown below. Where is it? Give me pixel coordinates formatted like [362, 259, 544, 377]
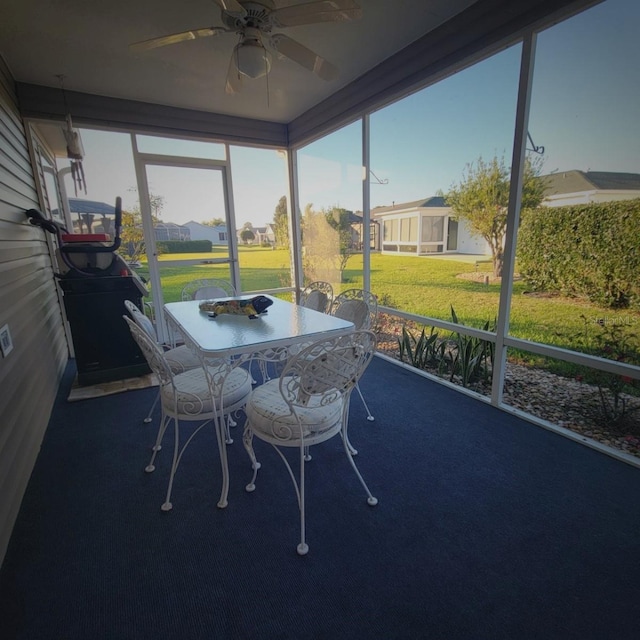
[1, 0, 478, 124]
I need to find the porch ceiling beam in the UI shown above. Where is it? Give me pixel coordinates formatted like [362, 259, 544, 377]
[15, 83, 288, 148]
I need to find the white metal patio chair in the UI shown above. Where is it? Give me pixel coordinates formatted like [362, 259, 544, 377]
[285, 281, 335, 364]
[124, 299, 201, 424]
[299, 281, 333, 314]
[124, 316, 252, 511]
[242, 330, 379, 555]
[331, 289, 378, 423]
[181, 278, 236, 301]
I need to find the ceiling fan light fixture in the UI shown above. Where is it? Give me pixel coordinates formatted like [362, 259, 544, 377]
[235, 40, 272, 79]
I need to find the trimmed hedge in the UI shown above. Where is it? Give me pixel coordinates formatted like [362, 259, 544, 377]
[157, 240, 212, 253]
[518, 198, 640, 309]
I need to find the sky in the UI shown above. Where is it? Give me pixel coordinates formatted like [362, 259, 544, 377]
[62, 0, 639, 228]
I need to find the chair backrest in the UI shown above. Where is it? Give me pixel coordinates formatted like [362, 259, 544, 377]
[280, 330, 377, 409]
[123, 315, 174, 386]
[300, 281, 333, 314]
[331, 289, 378, 330]
[124, 299, 157, 341]
[181, 279, 236, 301]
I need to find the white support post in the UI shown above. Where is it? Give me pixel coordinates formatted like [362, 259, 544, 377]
[130, 134, 168, 344]
[286, 148, 304, 301]
[491, 32, 538, 406]
[362, 115, 371, 293]
[223, 143, 241, 292]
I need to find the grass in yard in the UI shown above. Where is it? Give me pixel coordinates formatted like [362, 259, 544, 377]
[133, 246, 639, 367]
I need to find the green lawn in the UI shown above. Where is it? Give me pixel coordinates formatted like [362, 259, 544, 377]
[134, 246, 639, 360]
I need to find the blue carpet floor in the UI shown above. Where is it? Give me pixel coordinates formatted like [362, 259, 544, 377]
[1, 356, 640, 640]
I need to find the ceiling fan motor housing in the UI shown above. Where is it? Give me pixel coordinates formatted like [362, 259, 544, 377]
[222, 1, 276, 33]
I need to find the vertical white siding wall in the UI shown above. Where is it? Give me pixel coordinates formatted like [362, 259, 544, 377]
[0, 57, 68, 564]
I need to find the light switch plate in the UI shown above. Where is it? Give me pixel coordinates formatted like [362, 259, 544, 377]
[0, 324, 13, 357]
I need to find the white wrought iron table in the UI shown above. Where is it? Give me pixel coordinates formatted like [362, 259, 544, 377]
[164, 296, 354, 358]
[163, 295, 355, 507]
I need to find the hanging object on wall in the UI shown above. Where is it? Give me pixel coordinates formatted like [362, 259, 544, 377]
[56, 75, 87, 196]
[526, 131, 545, 155]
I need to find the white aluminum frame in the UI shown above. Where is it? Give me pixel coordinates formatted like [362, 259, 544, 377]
[131, 136, 239, 345]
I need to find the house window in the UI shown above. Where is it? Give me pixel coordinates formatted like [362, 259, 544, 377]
[421, 216, 444, 242]
[383, 219, 398, 241]
[219, 232, 227, 241]
[447, 218, 458, 251]
[400, 217, 417, 242]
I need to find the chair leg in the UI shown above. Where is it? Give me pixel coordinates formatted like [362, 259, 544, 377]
[297, 445, 309, 556]
[161, 417, 180, 512]
[243, 423, 261, 491]
[143, 389, 160, 424]
[341, 430, 378, 507]
[146, 413, 170, 472]
[356, 383, 374, 422]
[225, 414, 234, 444]
[161, 417, 216, 511]
[215, 414, 231, 509]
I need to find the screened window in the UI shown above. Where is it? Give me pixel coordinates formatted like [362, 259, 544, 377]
[384, 219, 398, 241]
[421, 216, 444, 242]
[400, 217, 417, 242]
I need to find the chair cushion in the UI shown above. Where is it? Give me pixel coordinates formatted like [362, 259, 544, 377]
[134, 311, 156, 339]
[162, 366, 252, 416]
[246, 379, 343, 442]
[164, 344, 201, 374]
[303, 290, 328, 313]
[127, 304, 157, 339]
[334, 299, 369, 329]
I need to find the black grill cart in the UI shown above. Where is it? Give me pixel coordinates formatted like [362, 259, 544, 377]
[27, 198, 151, 386]
[58, 269, 150, 386]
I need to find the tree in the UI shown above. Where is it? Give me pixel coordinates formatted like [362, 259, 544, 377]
[301, 204, 355, 283]
[240, 228, 255, 244]
[445, 154, 545, 277]
[272, 196, 289, 248]
[120, 189, 166, 261]
[202, 217, 225, 227]
[324, 207, 357, 276]
[120, 209, 145, 263]
[127, 187, 165, 223]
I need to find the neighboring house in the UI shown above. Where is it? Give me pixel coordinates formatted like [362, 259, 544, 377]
[237, 224, 275, 245]
[365, 171, 640, 258]
[154, 222, 190, 242]
[541, 170, 640, 206]
[263, 223, 276, 245]
[341, 211, 368, 251]
[371, 197, 490, 256]
[184, 220, 228, 245]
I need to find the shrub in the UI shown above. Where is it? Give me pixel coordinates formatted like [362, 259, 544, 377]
[397, 306, 495, 388]
[398, 326, 441, 370]
[448, 306, 496, 386]
[518, 199, 640, 309]
[565, 315, 640, 425]
[156, 240, 212, 254]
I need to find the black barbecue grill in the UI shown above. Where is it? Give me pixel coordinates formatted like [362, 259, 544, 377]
[26, 197, 151, 386]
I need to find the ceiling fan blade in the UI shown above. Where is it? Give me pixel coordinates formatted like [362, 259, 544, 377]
[272, 0, 362, 27]
[212, 0, 247, 15]
[270, 34, 338, 81]
[225, 52, 244, 95]
[129, 27, 225, 53]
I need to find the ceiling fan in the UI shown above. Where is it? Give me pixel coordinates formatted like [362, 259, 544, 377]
[129, 0, 362, 94]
